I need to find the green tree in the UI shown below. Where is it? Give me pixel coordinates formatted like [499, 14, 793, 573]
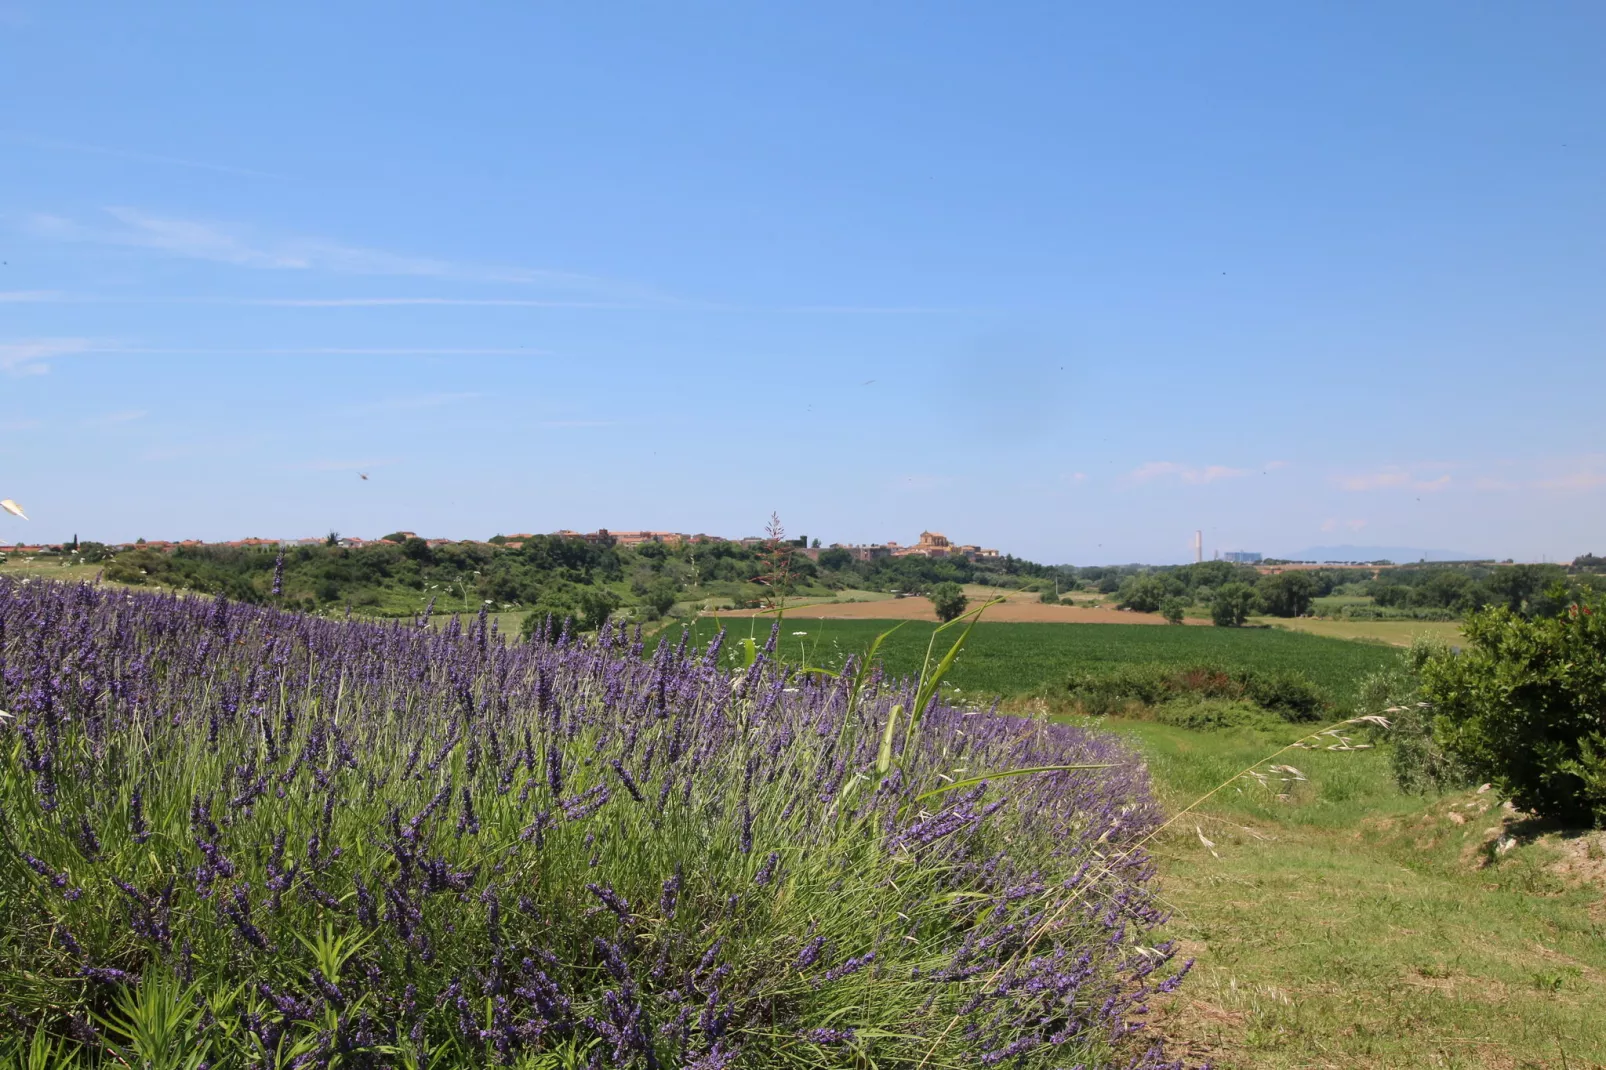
[1485, 563, 1566, 616]
[1256, 571, 1316, 618]
[521, 604, 577, 642]
[1211, 583, 1256, 627]
[644, 579, 678, 618]
[577, 587, 621, 631]
[929, 581, 968, 623]
[1372, 581, 1411, 607]
[1160, 596, 1187, 625]
[1410, 570, 1484, 613]
[817, 548, 854, 571]
[1116, 574, 1178, 613]
[1423, 592, 1606, 826]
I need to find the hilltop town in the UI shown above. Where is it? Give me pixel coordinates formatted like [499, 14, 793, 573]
[0, 528, 1002, 562]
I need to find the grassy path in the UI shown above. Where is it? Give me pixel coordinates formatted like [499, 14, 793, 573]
[1095, 718, 1606, 1068]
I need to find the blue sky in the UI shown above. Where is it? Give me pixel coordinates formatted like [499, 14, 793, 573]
[2, 2, 1602, 563]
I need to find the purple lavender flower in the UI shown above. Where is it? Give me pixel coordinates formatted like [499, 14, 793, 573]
[660, 866, 682, 919]
[129, 787, 150, 843]
[0, 567, 1182, 1067]
[795, 935, 825, 971]
[76, 816, 102, 861]
[823, 951, 876, 982]
[610, 758, 644, 803]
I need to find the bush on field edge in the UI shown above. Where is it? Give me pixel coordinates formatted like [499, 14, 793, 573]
[1065, 663, 1327, 722]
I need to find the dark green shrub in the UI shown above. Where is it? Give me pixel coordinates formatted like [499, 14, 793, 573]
[1152, 698, 1284, 732]
[1160, 596, 1187, 625]
[644, 579, 679, 617]
[1117, 574, 1180, 613]
[521, 605, 577, 642]
[578, 587, 622, 631]
[1066, 662, 1327, 722]
[1423, 593, 1606, 826]
[1211, 583, 1256, 627]
[929, 581, 968, 622]
[1257, 571, 1316, 617]
[1236, 668, 1327, 721]
[1357, 637, 1470, 794]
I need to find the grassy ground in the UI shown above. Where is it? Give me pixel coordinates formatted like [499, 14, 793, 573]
[1092, 716, 1606, 1069]
[0, 557, 108, 584]
[658, 618, 1401, 707]
[1252, 616, 1465, 647]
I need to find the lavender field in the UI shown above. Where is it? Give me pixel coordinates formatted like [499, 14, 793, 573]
[0, 577, 1190, 1068]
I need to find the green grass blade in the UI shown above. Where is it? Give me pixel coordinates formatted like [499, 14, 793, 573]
[877, 704, 904, 776]
[914, 764, 1120, 803]
[905, 599, 1004, 753]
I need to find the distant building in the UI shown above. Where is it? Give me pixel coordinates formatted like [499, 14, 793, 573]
[831, 531, 999, 562]
[1222, 551, 1263, 564]
[831, 543, 892, 562]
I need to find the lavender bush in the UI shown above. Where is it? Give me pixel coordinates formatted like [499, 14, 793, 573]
[0, 577, 1189, 1068]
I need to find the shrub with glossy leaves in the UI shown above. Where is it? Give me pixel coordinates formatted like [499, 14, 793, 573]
[1423, 593, 1606, 826]
[0, 577, 1190, 1068]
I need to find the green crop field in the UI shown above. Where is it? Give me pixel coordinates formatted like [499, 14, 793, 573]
[1256, 615, 1465, 647]
[657, 618, 1401, 708]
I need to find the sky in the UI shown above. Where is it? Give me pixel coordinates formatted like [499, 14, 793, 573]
[2, 2, 1603, 564]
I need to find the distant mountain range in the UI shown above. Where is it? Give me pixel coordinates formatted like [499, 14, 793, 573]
[1281, 544, 1492, 563]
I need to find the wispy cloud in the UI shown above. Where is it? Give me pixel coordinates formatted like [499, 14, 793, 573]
[1535, 470, 1606, 491]
[775, 305, 982, 315]
[539, 420, 615, 428]
[301, 458, 402, 472]
[3, 340, 539, 366]
[1336, 466, 1452, 492]
[1262, 460, 1291, 471]
[0, 419, 42, 432]
[0, 337, 98, 375]
[0, 290, 64, 303]
[241, 297, 670, 310]
[27, 208, 661, 299]
[4, 132, 281, 178]
[347, 393, 481, 415]
[82, 409, 148, 428]
[1320, 518, 1368, 533]
[892, 474, 953, 493]
[1127, 461, 1248, 485]
[113, 346, 545, 356]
